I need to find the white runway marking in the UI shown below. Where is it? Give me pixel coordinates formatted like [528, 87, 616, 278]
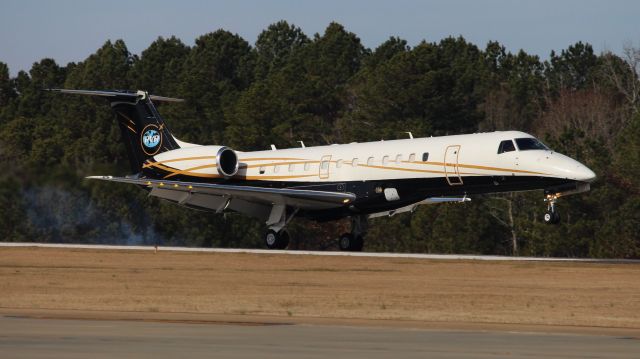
[1, 242, 638, 264]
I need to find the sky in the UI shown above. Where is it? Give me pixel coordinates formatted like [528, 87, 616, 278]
[1, 0, 639, 76]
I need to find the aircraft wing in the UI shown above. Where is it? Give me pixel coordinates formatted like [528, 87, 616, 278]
[87, 176, 354, 219]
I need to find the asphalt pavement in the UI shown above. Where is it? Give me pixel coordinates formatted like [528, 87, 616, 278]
[1, 316, 638, 359]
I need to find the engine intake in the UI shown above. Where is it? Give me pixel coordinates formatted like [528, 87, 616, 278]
[216, 147, 239, 178]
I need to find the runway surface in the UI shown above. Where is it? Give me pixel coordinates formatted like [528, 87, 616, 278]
[1, 316, 638, 359]
[3, 244, 639, 357]
[1, 242, 637, 263]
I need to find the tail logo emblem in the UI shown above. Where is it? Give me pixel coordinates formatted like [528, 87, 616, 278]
[141, 124, 162, 155]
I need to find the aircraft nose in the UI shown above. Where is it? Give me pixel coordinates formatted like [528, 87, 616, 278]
[570, 160, 596, 182]
[574, 164, 597, 183]
[547, 153, 597, 182]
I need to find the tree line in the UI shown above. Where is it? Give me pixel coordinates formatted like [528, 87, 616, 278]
[0, 21, 638, 257]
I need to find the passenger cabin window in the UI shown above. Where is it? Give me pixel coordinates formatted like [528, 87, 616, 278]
[497, 140, 516, 154]
[408, 153, 416, 162]
[395, 154, 402, 164]
[515, 138, 549, 151]
[304, 162, 310, 171]
[259, 166, 266, 174]
[288, 163, 295, 172]
[274, 165, 280, 173]
[422, 152, 429, 162]
[382, 156, 389, 165]
[352, 158, 358, 167]
[367, 157, 374, 166]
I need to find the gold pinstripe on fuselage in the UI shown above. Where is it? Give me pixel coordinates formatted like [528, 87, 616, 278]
[142, 154, 548, 181]
[142, 156, 216, 168]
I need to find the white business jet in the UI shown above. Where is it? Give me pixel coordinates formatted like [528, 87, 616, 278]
[48, 89, 596, 251]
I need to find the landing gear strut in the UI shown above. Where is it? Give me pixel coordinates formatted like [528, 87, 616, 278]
[339, 215, 367, 251]
[544, 194, 561, 224]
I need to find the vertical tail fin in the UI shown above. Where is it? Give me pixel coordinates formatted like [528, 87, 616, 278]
[47, 89, 183, 173]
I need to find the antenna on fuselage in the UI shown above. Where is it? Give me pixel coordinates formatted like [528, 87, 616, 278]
[270, 144, 277, 151]
[405, 131, 414, 139]
[297, 141, 305, 148]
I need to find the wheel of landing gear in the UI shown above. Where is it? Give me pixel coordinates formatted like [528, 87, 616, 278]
[352, 235, 364, 252]
[277, 230, 290, 250]
[338, 233, 364, 252]
[544, 211, 561, 224]
[339, 233, 353, 251]
[265, 229, 290, 250]
[265, 230, 279, 249]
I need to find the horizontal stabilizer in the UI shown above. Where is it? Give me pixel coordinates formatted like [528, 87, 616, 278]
[45, 89, 184, 102]
[47, 88, 185, 172]
[147, 94, 185, 103]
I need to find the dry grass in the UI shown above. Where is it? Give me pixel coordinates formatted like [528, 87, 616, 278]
[1, 247, 639, 328]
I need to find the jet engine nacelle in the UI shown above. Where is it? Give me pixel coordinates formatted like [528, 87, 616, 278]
[216, 146, 239, 178]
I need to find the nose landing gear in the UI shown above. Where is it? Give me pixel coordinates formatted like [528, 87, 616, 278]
[544, 194, 561, 224]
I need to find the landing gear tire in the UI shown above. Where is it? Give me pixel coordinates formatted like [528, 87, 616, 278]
[338, 233, 352, 251]
[265, 229, 290, 250]
[338, 233, 364, 252]
[277, 230, 290, 249]
[544, 194, 561, 225]
[352, 235, 364, 251]
[544, 210, 560, 224]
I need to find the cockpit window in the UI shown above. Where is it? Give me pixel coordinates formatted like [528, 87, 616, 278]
[497, 140, 516, 154]
[515, 138, 549, 151]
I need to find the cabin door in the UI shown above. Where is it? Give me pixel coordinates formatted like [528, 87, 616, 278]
[319, 155, 331, 179]
[444, 145, 463, 185]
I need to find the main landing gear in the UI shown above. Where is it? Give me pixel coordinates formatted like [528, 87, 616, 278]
[265, 229, 290, 250]
[263, 205, 297, 250]
[262, 206, 368, 251]
[543, 194, 561, 224]
[338, 215, 368, 252]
